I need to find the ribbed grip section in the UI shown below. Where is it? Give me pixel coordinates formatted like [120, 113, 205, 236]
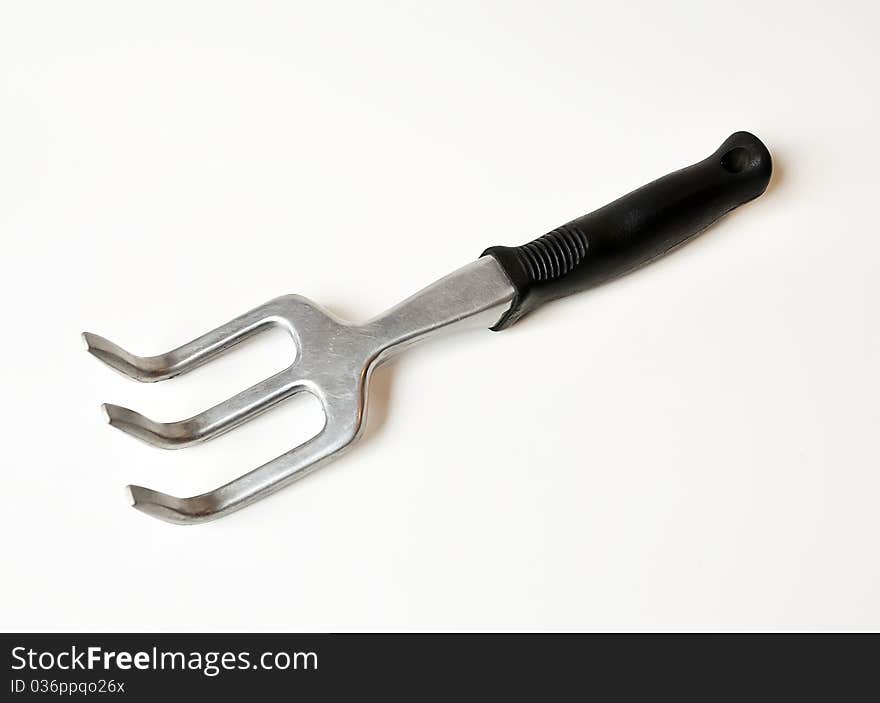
[515, 222, 589, 281]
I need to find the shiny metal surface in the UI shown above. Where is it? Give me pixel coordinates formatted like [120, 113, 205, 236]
[84, 256, 515, 524]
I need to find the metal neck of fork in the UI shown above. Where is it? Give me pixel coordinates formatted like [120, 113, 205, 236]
[363, 257, 517, 364]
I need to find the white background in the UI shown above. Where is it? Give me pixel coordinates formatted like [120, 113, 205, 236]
[1, 1, 877, 631]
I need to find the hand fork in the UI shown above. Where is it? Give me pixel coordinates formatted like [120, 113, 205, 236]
[84, 132, 771, 524]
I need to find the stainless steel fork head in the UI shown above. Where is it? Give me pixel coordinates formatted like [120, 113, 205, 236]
[84, 257, 515, 525]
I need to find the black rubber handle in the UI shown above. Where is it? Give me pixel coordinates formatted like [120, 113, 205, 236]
[482, 131, 771, 329]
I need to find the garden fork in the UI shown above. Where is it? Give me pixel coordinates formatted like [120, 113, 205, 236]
[84, 131, 771, 524]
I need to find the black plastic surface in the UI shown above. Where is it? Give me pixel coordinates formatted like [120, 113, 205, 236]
[482, 131, 772, 329]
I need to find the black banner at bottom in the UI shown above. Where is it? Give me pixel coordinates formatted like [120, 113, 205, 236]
[2, 633, 877, 699]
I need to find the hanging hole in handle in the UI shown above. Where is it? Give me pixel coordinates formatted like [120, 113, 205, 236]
[721, 146, 751, 174]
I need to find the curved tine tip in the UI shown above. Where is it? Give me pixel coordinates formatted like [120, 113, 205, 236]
[128, 485, 182, 524]
[127, 484, 157, 509]
[103, 402, 130, 424]
[82, 331, 169, 382]
[103, 404, 195, 449]
[127, 485, 214, 525]
[82, 331, 113, 355]
[103, 402, 140, 428]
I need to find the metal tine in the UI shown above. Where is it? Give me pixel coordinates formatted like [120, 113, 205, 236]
[101, 371, 311, 449]
[82, 299, 294, 383]
[126, 401, 358, 525]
